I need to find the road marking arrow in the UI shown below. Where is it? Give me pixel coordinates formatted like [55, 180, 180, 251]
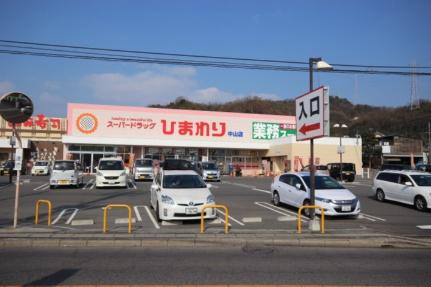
[299, 122, 320, 135]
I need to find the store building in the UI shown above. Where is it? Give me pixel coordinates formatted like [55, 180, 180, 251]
[0, 115, 67, 168]
[62, 103, 362, 176]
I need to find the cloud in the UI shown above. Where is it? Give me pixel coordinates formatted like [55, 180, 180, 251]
[0, 81, 14, 94]
[82, 70, 196, 106]
[81, 68, 281, 106]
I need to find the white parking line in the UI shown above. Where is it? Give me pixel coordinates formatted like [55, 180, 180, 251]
[360, 212, 386, 222]
[417, 225, 431, 230]
[252, 188, 271, 194]
[216, 209, 245, 226]
[133, 206, 143, 222]
[33, 183, 49, 191]
[144, 205, 160, 229]
[128, 179, 137, 189]
[255, 202, 307, 221]
[82, 179, 94, 190]
[52, 208, 79, 225]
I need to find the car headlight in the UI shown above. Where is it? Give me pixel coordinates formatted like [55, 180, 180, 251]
[120, 171, 126, 176]
[315, 197, 332, 203]
[207, 194, 215, 204]
[161, 195, 175, 205]
[97, 171, 103, 176]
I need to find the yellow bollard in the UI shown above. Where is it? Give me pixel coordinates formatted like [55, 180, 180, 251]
[297, 205, 325, 234]
[200, 204, 229, 234]
[35, 200, 52, 225]
[103, 204, 132, 234]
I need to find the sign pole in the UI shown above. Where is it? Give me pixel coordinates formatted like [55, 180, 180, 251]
[12, 124, 23, 228]
[308, 58, 316, 222]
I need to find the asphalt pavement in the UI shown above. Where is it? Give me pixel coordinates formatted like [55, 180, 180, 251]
[0, 174, 430, 249]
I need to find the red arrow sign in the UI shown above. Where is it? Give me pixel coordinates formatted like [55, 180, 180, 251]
[299, 123, 320, 135]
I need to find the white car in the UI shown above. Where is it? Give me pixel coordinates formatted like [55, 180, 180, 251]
[270, 172, 360, 217]
[49, 160, 84, 188]
[96, 158, 128, 188]
[373, 170, 431, 211]
[31, 160, 51, 176]
[150, 169, 216, 222]
[132, 158, 153, 181]
[201, 162, 221, 182]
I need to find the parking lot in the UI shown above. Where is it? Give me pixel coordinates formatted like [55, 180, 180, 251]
[0, 174, 430, 237]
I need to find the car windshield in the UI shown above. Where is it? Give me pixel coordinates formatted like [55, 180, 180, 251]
[410, 174, 431, 186]
[99, 160, 124, 170]
[35, 162, 49, 166]
[302, 175, 346, 190]
[317, 165, 328, 170]
[202, 162, 217, 170]
[53, 161, 75, 170]
[163, 174, 207, 189]
[135, 159, 152, 167]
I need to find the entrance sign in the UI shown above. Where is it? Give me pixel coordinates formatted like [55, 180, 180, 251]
[295, 86, 330, 141]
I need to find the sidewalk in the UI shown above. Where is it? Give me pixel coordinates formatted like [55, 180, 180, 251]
[1, 226, 431, 249]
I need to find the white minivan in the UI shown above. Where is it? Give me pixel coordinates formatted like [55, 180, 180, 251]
[49, 160, 84, 188]
[95, 158, 127, 188]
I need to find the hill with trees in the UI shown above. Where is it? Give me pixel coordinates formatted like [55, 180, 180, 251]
[150, 96, 431, 147]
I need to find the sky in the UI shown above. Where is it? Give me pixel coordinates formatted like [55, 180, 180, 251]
[0, 0, 430, 117]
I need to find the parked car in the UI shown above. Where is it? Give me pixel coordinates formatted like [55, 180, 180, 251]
[327, 162, 356, 182]
[1, 160, 26, 175]
[200, 161, 221, 182]
[372, 170, 431, 211]
[49, 160, 84, 188]
[95, 158, 127, 188]
[31, 160, 51, 176]
[301, 165, 329, 175]
[380, 163, 412, 171]
[270, 171, 360, 217]
[415, 164, 431, 173]
[132, 158, 153, 181]
[150, 160, 216, 222]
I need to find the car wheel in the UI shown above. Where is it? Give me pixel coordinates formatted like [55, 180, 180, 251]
[156, 202, 162, 222]
[414, 196, 427, 211]
[376, 189, 385, 202]
[50, 185, 54, 189]
[273, 191, 280, 206]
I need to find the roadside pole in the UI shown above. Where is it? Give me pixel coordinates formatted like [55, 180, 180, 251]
[12, 124, 23, 228]
[0, 92, 33, 228]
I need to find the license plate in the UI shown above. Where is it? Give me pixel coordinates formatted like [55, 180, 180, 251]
[59, 180, 69, 185]
[207, 176, 213, 179]
[185, 207, 198, 215]
[341, 205, 351, 212]
[139, 175, 146, 179]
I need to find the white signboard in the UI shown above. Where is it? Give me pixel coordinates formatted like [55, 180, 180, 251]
[295, 86, 330, 141]
[14, 148, 23, 171]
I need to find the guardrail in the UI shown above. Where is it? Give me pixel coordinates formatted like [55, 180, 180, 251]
[35, 199, 52, 225]
[103, 204, 132, 234]
[297, 205, 325, 234]
[200, 204, 229, 234]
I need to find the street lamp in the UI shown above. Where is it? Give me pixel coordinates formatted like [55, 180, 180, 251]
[334, 123, 348, 181]
[308, 57, 333, 226]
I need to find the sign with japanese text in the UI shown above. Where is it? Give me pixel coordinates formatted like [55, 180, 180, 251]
[6, 114, 64, 131]
[252, 122, 296, 140]
[68, 103, 296, 145]
[295, 86, 330, 141]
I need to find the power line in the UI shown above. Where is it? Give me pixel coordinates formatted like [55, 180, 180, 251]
[0, 40, 431, 76]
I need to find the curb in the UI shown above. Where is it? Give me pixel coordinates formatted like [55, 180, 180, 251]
[1, 234, 431, 249]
